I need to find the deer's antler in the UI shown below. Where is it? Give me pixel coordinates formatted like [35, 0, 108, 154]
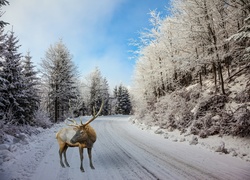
[81, 99, 104, 126]
[65, 118, 79, 127]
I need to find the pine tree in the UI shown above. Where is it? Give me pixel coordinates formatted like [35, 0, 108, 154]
[41, 40, 79, 122]
[0, 0, 9, 27]
[0, 0, 8, 119]
[88, 67, 110, 115]
[22, 51, 40, 123]
[89, 67, 103, 115]
[101, 78, 110, 115]
[115, 84, 131, 115]
[0, 27, 7, 120]
[0, 32, 27, 124]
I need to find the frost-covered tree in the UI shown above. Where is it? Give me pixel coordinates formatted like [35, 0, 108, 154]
[0, 27, 7, 120]
[0, 32, 27, 124]
[101, 77, 110, 115]
[114, 84, 131, 115]
[88, 67, 109, 115]
[0, 0, 9, 27]
[228, 14, 250, 70]
[131, 0, 250, 128]
[0, 1, 8, 119]
[22, 51, 40, 123]
[41, 40, 79, 122]
[172, 0, 227, 93]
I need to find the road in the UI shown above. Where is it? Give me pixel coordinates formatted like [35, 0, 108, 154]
[1, 115, 250, 180]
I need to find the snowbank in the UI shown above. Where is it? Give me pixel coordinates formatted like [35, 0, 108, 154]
[130, 117, 250, 162]
[0, 123, 63, 179]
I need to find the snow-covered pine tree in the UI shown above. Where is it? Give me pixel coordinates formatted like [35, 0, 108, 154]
[89, 67, 102, 115]
[0, 0, 9, 27]
[0, 32, 27, 124]
[88, 67, 110, 115]
[115, 84, 131, 115]
[41, 40, 79, 122]
[113, 86, 118, 98]
[22, 51, 40, 123]
[0, 27, 7, 120]
[101, 77, 110, 115]
[0, 0, 8, 120]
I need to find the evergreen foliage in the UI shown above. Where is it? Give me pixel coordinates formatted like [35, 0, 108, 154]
[40, 40, 79, 122]
[0, 32, 27, 124]
[0, 0, 9, 27]
[88, 67, 109, 115]
[114, 84, 131, 115]
[22, 52, 40, 124]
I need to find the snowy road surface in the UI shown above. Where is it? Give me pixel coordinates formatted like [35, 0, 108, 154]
[1, 115, 250, 180]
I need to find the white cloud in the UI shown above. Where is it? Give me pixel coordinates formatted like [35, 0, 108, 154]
[2, 0, 133, 89]
[3, 0, 125, 60]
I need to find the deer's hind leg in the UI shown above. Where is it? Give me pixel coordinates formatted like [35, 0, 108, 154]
[59, 142, 66, 168]
[63, 145, 70, 167]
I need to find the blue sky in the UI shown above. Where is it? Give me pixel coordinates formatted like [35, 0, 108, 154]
[3, 0, 170, 89]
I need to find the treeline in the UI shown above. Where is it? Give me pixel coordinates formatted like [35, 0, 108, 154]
[132, 0, 249, 110]
[0, 1, 132, 127]
[131, 0, 250, 136]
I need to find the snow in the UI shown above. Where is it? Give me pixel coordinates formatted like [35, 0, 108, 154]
[132, 118, 250, 161]
[0, 115, 250, 180]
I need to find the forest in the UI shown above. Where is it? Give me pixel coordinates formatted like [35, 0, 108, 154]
[0, 0, 132, 135]
[131, 0, 250, 137]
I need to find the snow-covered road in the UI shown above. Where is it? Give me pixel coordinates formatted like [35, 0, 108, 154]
[1, 115, 250, 180]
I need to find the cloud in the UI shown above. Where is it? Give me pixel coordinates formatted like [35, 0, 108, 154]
[2, 0, 132, 89]
[3, 0, 125, 60]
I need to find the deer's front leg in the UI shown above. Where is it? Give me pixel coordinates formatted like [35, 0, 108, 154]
[79, 147, 84, 172]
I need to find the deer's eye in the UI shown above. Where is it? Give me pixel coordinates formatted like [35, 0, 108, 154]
[80, 130, 84, 134]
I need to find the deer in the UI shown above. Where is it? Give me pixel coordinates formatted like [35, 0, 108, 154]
[56, 101, 104, 172]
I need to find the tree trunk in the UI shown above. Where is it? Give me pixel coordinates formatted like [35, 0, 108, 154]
[199, 71, 202, 86]
[218, 61, 225, 95]
[55, 84, 58, 123]
[203, 65, 207, 76]
[55, 97, 58, 123]
[213, 62, 217, 92]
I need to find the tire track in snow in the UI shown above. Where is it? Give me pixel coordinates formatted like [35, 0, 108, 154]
[105, 119, 212, 180]
[94, 117, 250, 180]
[111, 122, 215, 179]
[93, 119, 152, 179]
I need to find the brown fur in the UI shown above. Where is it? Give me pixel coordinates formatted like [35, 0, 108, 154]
[56, 124, 97, 172]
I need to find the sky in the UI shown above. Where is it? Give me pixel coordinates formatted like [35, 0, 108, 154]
[3, 0, 170, 89]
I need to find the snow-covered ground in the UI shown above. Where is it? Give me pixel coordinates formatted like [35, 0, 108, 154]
[131, 118, 250, 162]
[0, 115, 250, 180]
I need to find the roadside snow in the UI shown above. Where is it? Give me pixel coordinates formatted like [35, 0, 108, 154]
[0, 123, 63, 180]
[130, 118, 250, 162]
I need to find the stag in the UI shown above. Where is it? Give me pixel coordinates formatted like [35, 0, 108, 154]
[56, 101, 104, 172]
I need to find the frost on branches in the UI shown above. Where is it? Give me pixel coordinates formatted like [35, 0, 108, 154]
[131, 0, 250, 138]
